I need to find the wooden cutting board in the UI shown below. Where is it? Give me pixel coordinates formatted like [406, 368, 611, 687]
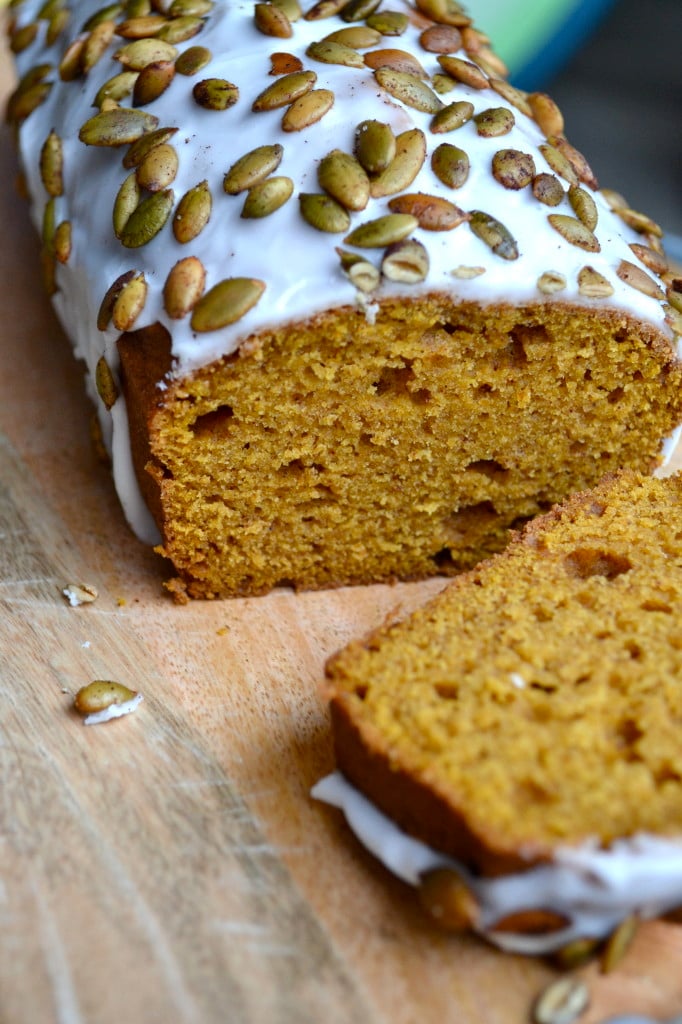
[2, 49, 682, 1024]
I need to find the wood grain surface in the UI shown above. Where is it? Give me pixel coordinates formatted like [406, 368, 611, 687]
[2, 47, 682, 1024]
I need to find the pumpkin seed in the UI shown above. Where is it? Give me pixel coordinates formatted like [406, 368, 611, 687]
[39, 130, 64, 197]
[336, 248, 379, 292]
[374, 68, 442, 113]
[98, 269, 137, 328]
[345, 213, 418, 248]
[190, 277, 266, 332]
[528, 90, 564, 137]
[488, 76, 532, 116]
[369, 128, 426, 198]
[420, 23, 462, 53]
[492, 148, 535, 190]
[252, 69, 316, 111]
[617, 259, 664, 299]
[94, 70, 139, 106]
[53, 220, 72, 263]
[472, 48, 508, 79]
[241, 175, 294, 218]
[163, 255, 206, 318]
[532, 977, 589, 1024]
[664, 304, 682, 335]
[37, 0, 65, 21]
[114, 37, 178, 67]
[306, 38, 365, 67]
[62, 582, 98, 606]
[430, 99, 474, 134]
[40, 245, 57, 297]
[321, 24, 379, 46]
[539, 142, 578, 186]
[10, 22, 38, 53]
[59, 37, 87, 81]
[123, 125, 178, 167]
[169, 0, 212, 15]
[173, 179, 212, 241]
[303, 0, 346, 19]
[299, 192, 350, 232]
[281, 87, 334, 130]
[79, 107, 159, 145]
[115, 13, 167, 37]
[474, 106, 514, 137]
[601, 914, 638, 974]
[193, 78, 239, 110]
[100, 98, 120, 113]
[615, 206, 663, 237]
[364, 47, 427, 77]
[42, 196, 56, 248]
[223, 143, 284, 194]
[74, 680, 138, 715]
[415, 0, 471, 28]
[532, 172, 564, 206]
[600, 187, 629, 212]
[81, 19, 116, 73]
[113, 172, 141, 236]
[437, 55, 487, 89]
[552, 937, 600, 970]
[112, 271, 147, 330]
[126, 0, 153, 16]
[95, 356, 119, 409]
[418, 869, 479, 931]
[254, 3, 292, 38]
[175, 44, 212, 74]
[136, 141, 178, 190]
[546, 134, 598, 190]
[469, 210, 518, 260]
[270, 0, 301, 19]
[666, 280, 682, 314]
[119, 189, 174, 247]
[381, 238, 429, 283]
[354, 119, 396, 176]
[81, 2, 122, 29]
[269, 51, 304, 74]
[431, 142, 469, 189]
[431, 73, 456, 95]
[318, 149, 370, 211]
[157, 15, 204, 42]
[548, 214, 600, 252]
[451, 265, 485, 279]
[577, 265, 614, 298]
[365, 9, 407, 34]
[629, 242, 667, 276]
[6, 80, 52, 124]
[568, 185, 598, 231]
[133, 59, 175, 104]
[340, 0, 380, 20]
[388, 191, 466, 231]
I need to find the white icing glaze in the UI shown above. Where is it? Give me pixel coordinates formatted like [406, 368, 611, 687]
[312, 772, 682, 955]
[83, 691, 144, 724]
[11, 0, 679, 540]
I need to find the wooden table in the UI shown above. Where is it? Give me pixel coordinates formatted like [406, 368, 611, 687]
[2, 51, 682, 1024]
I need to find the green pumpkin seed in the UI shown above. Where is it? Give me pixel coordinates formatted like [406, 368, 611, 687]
[270, 0, 302, 19]
[157, 15, 204, 43]
[614, 206, 663, 237]
[175, 44, 212, 75]
[616, 259, 664, 299]
[354, 119, 396, 176]
[123, 125, 178, 168]
[321, 25, 380, 47]
[6, 80, 52, 125]
[42, 196, 56, 248]
[431, 73, 456, 95]
[629, 243, 668, 277]
[551, 937, 600, 970]
[39, 130, 64, 197]
[79, 107, 159, 146]
[340, 0, 380, 21]
[491, 149, 536, 190]
[113, 171, 141, 237]
[539, 142, 579, 186]
[81, 2, 122, 29]
[114, 37, 178, 68]
[369, 128, 426, 198]
[306, 39, 365, 68]
[548, 214, 600, 253]
[115, 13, 167, 38]
[223, 143, 284, 195]
[365, 9, 408, 35]
[95, 356, 119, 410]
[431, 142, 469, 189]
[169, 0, 212, 15]
[94, 70, 139, 107]
[126, 0, 153, 17]
[132, 59, 175, 105]
[336, 248, 380, 292]
[527, 90, 564, 137]
[136, 142, 179, 191]
[163, 255, 206, 318]
[303, 0, 346, 19]
[430, 99, 474, 134]
[119, 189, 174, 247]
[374, 68, 442, 113]
[190, 277, 266, 332]
[173, 179, 212, 242]
[252, 70, 316, 111]
[59, 37, 87, 81]
[53, 220, 72, 263]
[192, 78, 239, 110]
[437, 54, 487, 88]
[112, 272, 147, 330]
[488, 76, 532, 117]
[469, 210, 518, 260]
[299, 193, 350, 233]
[254, 2, 292, 37]
[473, 106, 515, 137]
[345, 213, 418, 248]
[10, 22, 38, 54]
[415, 0, 471, 27]
[242, 176, 294, 218]
[547, 133, 598, 190]
[282, 88, 334, 131]
[568, 184, 598, 231]
[318, 149, 370, 211]
[532, 172, 564, 206]
[46, 7, 69, 43]
[97, 269, 137, 329]
[381, 238, 429, 282]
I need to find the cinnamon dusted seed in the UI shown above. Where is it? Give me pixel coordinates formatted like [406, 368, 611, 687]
[473, 106, 515, 138]
[157, 15, 204, 43]
[615, 206, 663, 237]
[539, 142, 579, 187]
[114, 36, 178, 68]
[431, 142, 469, 189]
[123, 126, 178, 168]
[339, 0, 380, 20]
[39, 130, 64, 197]
[547, 214, 600, 253]
[415, 0, 471, 28]
[192, 77, 239, 110]
[666, 280, 682, 314]
[532, 172, 564, 207]
[491, 149, 535, 190]
[53, 221, 72, 263]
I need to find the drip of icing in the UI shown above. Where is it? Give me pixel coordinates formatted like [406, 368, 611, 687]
[312, 772, 682, 955]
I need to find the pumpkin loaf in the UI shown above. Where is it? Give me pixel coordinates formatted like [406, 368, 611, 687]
[318, 470, 682, 953]
[7, 0, 682, 598]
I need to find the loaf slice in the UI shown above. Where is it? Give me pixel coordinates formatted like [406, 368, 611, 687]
[8, 0, 682, 597]
[322, 471, 682, 950]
